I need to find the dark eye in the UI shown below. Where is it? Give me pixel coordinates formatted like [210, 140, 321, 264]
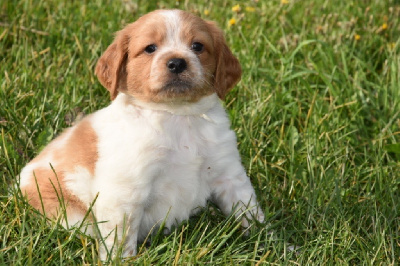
[144, 44, 157, 54]
[191, 42, 204, 53]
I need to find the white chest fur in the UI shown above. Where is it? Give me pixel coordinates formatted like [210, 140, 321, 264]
[69, 93, 239, 240]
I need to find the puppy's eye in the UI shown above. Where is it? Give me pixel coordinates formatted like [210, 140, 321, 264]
[144, 44, 157, 54]
[191, 42, 204, 53]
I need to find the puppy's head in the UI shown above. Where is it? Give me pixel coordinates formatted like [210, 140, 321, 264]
[95, 9, 241, 103]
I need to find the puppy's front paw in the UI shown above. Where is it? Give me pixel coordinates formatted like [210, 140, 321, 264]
[241, 207, 264, 229]
[122, 245, 137, 258]
[254, 209, 265, 223]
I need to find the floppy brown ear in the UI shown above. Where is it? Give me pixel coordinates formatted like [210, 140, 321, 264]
[206, 21, 242, 99]
[95, 28, 130, 100]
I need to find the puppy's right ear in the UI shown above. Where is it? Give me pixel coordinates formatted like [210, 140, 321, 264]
[95, 27, 130, 100]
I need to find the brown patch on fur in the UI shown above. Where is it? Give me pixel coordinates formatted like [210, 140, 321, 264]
[22, 168, 87, 219]
[21, 117, 98, 219]
[58, 118, 98, 175]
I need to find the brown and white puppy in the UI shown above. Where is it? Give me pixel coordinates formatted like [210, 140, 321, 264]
[19, 9, 264, 258]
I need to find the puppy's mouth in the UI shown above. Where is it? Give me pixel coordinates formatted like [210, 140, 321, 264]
[161, 78, 193, 94]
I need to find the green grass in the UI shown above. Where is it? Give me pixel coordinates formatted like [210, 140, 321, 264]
[1, 0, 399, 264]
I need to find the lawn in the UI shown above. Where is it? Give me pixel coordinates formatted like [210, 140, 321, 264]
[1, 0, 399, 264]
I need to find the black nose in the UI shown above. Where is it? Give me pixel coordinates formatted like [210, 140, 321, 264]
[167, 58, 187, 74]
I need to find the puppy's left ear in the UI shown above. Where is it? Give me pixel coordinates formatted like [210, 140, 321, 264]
[95, 26, 131, 100]
[206, 21, 242, 100]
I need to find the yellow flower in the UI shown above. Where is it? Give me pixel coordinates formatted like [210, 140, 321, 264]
[281, 0, 289, 4]
[204, 9, 210, 16]
[245, 6, 255, 12]
[354, 34, 361, 41]
[228, 18, 236, 26]
[382, 23, 388, 30]
[232, 4, 241, 12]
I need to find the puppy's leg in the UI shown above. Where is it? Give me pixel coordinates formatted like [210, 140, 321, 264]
[94, 198, 143, 260]
[211, 164, 264, 228]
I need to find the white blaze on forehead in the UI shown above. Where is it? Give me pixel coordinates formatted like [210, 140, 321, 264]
[160, 10, 185, 48]
[149, 10, 205, 92]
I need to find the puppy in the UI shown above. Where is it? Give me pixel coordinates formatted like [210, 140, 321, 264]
[19, 9, 264, 258]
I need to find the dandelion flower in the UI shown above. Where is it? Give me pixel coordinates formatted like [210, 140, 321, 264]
[382, 23, 388, 30]
[204, 9, 210, 16]
[281, 0, 289, 4]
[354, 34, 361, 41]
[245, 6, 255, 12]
[228, 18, 236, 26]
[232, 4, 241, 13]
